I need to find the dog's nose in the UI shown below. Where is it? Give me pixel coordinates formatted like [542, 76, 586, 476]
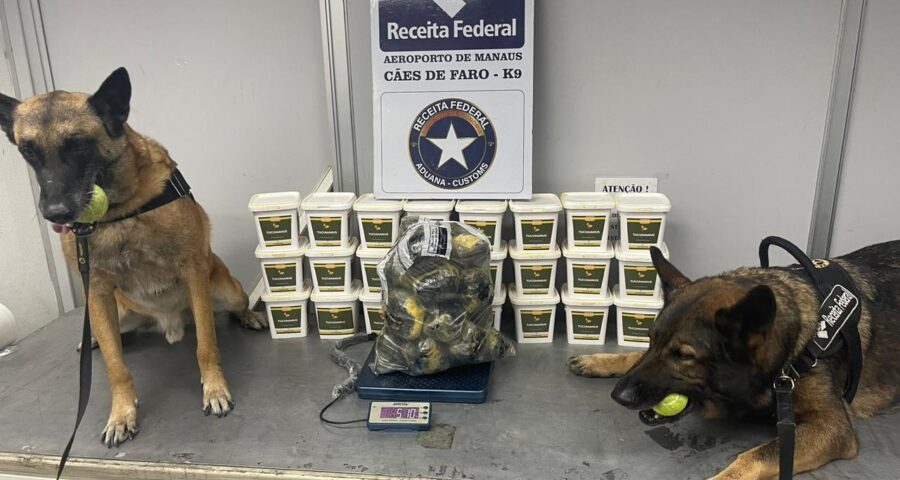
[43, 202, 75, 224]
[611, 378, 642, 408]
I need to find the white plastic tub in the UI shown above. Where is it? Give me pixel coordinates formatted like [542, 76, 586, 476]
[248, 192, 301, 249]
[490, 240, 509, 295]
[615, 242, 668, 300]
[262, 284, 312, 339]
[561, 284, 611, 345]
[456, 200, 508, 251]
[614, 290, 664, 348]
[255, 237, 308, 294]
[508, 284, 559, 343]
[403, 199, 456, 222]
[561, 192, 614, 251]
[357, 244, 388, 294]
[510, 194, 562, 251]
[562, 243, 613, 297]
[306, 237, 359, 294]
[311, 280, 361, 340]
[509, 240, 560, 296]
[301, 192, 357, 249]
[354, 194, 403, 249]
[615, 193, 671, 252]
[359, 290, 386, 334]
[492, 284, 507, 330]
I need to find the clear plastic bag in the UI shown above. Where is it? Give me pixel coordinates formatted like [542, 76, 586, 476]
[371, 218, 516, 375]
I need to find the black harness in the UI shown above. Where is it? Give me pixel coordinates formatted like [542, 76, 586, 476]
[57, 169, 193, 479]
[758, 236, 863, 480]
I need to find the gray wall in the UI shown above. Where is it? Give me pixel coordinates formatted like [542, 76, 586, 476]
[38, 0, 335, 289]
[350, 0, 843, 278]
[830, 0, 900, 256]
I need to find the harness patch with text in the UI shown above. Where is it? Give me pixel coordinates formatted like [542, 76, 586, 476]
[812, 284, 859, 355]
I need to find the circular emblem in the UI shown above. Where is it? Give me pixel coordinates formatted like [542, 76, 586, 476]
[409, 98, 497, 189]
[813, 259, 830, 269]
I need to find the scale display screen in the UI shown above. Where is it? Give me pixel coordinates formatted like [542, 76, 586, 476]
[368, 401, 432, 431]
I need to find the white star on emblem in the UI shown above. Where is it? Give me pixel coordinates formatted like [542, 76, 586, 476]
[426, 122, 477, 170]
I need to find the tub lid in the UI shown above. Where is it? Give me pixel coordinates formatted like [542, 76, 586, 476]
[507, 283, 560, 305]
[306, 237, 359, 257]
[255, 237, 309, 259]
[561, 284, 612, 307]
[491, 240, 509, 261]
[356, 244, 390, 259]
[455, 199, 508, 214]
[508, 241, 561, 260]
[492, 284, 507, 306]
[509, 193, 562, 213]
[403, 199, 457, 213]
[612, 290, 665, 309]
[562, 243, 613, 260]
[248, 191, 301, 213]
[561, 192, 615, 210]
[614, 242, 668, 262]
[359, 290, 383, 303]
[262, 283, 312, 303]
[301, 192, 357, 211]
[614, 193, 671, 213]
[311, 279, 362, 302]
[353, 193, 403, 212]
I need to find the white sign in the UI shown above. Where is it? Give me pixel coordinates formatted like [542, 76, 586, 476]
[371, 0, 534, 199]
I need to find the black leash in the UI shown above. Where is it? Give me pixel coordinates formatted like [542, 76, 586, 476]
[57, 226, 95, 480]
[758, 236, 863, 480]
[55, 169, 193, 479]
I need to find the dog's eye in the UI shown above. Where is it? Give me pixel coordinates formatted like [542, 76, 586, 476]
[671, 349, 696, 362]
[19, 144, 37, 162]
[64, 136, 91, 153]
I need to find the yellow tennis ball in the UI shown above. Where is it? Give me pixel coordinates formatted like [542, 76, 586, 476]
[652, 393, 689, 417]
[76, 184, 109, 224]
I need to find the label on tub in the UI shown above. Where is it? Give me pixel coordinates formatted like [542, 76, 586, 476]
[572, 263, 606, 294]
[271, 305, 304, 334]
[571, 215, 606, 247]
[464, 220, 498, 245]
[624, 218, 662, 248]
[364, 263, 383, 292]
[623, 266, 658, 295]
[314, 263, 347, 291]
[521, 309, 553, 338]
[317, 307, 355, 335]
[521, 219, 555, 248]
[522, 265, 553, 293]
[264, 262, 298, 292]
[310, 216, 343, 246]
[361, 217, 394, 248]
[367, 307, 386, 332]
[572, 311, 604, 340]
[621, 312, 655, 343]
[258, 215, 293, 247]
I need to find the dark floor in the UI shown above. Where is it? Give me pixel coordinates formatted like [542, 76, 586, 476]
[0, 308, 898, 480]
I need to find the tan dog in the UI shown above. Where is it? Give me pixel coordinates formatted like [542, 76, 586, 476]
[0, 68, 266, 447]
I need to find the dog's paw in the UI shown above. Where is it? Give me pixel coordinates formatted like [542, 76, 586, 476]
[567, 354, 619, 378]
[567, 355, 597, 377]
[100, 398, 139, 448]
[238, 310, 267, 331]
[202, 382, 234, 418]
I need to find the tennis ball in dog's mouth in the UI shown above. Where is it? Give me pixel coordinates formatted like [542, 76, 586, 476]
[76, 184, 109, 224]
[652, 393, 689, 417]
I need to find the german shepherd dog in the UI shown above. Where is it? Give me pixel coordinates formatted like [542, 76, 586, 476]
[568, 241, 900, 479]
[0, 68, 266, 447]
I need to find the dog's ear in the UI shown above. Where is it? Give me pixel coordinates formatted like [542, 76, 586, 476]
[651, 246, 691, 294]
[0, 92, 20, 143]
[89, 67, 131, 137]
[714, 285, 776, 340]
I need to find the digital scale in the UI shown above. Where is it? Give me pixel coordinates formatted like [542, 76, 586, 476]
[356, 346, 492, 404]
[367, 401, 432, 431]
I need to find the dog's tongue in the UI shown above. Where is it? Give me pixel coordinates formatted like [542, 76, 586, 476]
[51, 224, 71, 234]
